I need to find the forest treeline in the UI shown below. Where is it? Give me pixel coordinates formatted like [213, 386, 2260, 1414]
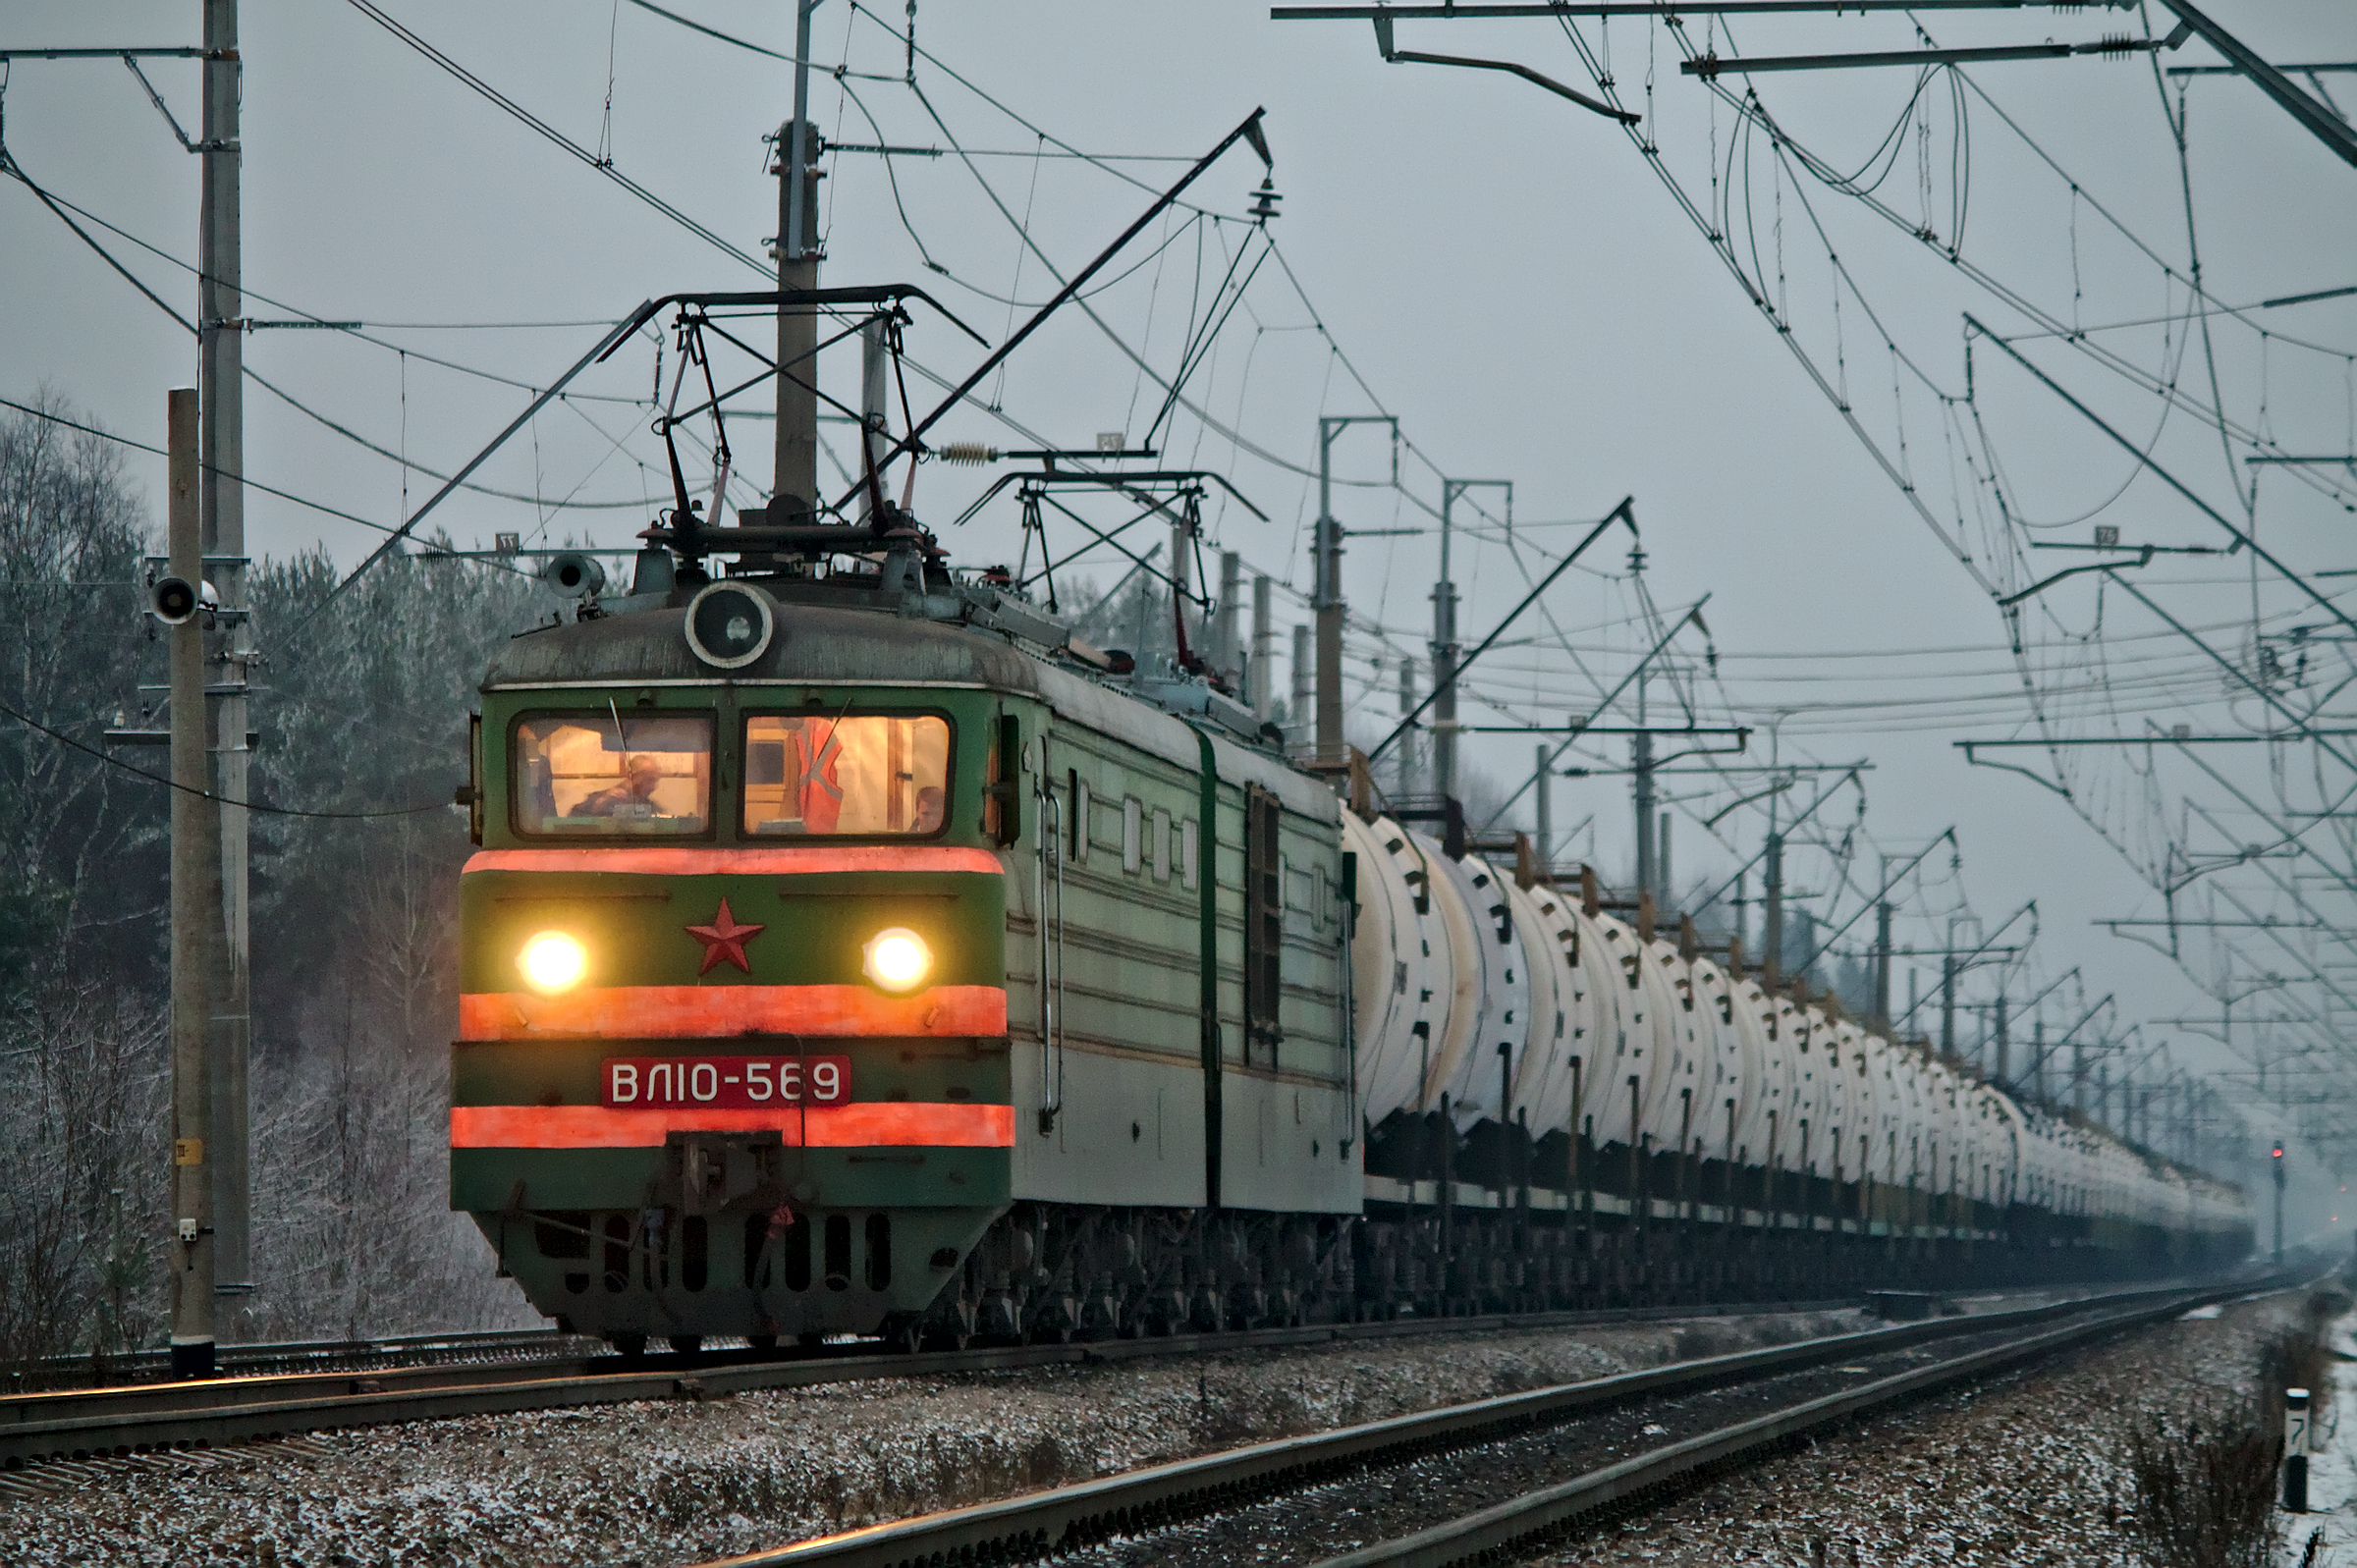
[0, 395, 546, 1366]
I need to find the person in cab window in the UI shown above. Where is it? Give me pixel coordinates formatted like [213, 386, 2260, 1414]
[573, 753, 665, 819]
[911, 784, 945, 834]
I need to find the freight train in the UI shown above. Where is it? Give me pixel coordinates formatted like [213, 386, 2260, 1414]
[450, 517, 2251, 1354]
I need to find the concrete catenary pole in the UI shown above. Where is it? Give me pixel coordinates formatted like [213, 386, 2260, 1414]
[2274, 1140, 2287, 1267]
[772, 0, 823, 520]
[1431, 478, 1507, 801]
[1217, 550, 1240, 686]
[167, 388, 217, 1379]
[1630, 541, 1654, 905]
[200, 0, 252, 1309]
[1873, 900, 1893, 1025]
[1941, 950, 1957, 1060]
[1396, 658, 1419, 798]
[1289, 623, 1311, 745]
[1632, 730, 1655, 901]
[1431, 492, 1458, 799]
[1313, 416, 1396, 770]
[1658, 810, 1672, 908]
[856, 316, 889, 522]
[1534, 744, 1552, 877]
[1250, 573, 1273, 719]
[1761, 828, 1784, 988]
[1313, 440, 1343, 766]
[1993, 994, 2010, 1088]
[1170, 513, 1193, 666]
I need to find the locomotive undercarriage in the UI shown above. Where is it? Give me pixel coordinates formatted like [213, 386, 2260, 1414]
[497, 1115, 2235, 1353]
[904, 1166, 2235, 1350]
[913, 1202, 1358, 1347]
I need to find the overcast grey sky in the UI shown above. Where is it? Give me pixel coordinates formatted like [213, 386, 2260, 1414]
[5, 2, 2353, 1217]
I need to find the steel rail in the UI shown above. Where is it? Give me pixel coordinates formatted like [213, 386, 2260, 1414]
[9, 1326, 583, 1390]
[0, 1295, 1864, 1470]
[700, 1277, 2263, 1568]
[1316, 1280, 2284, 1567]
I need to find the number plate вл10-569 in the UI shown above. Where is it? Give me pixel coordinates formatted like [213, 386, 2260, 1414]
[602, 1054, 850, 1108]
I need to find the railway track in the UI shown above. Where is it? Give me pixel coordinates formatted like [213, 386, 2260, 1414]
[4, 1326, 591, 1395]
[696, 1276, 2278, 1568]
[0, 1293, 1871, 1471]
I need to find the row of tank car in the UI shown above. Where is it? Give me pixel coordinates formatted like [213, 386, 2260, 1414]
[1338, 806, 2252, 1311]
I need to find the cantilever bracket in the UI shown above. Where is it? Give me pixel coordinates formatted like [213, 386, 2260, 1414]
[1374, 15, 1640, 123]
[1955, 741, 2074, 800]
[1998, 547, 2155, 608]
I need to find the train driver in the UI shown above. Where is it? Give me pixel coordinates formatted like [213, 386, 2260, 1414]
[571, 752, 666, 819]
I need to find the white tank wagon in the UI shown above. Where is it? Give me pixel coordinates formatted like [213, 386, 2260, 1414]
[1334, 803, 2253, 1308]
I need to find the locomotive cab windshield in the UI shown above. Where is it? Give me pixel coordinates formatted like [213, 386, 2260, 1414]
[741, 712, 951, 836]
[514, 713, 712, 834]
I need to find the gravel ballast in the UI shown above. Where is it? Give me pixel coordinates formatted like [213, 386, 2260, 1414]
[4, 1306, 1865, 1566]
[1529, 1288, 2309, 1568]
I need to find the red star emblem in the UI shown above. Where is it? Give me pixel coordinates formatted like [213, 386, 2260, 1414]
[685, 896, 764, 975]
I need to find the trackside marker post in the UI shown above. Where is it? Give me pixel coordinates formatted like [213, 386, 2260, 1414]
[2284, 1386, 2311, 1513]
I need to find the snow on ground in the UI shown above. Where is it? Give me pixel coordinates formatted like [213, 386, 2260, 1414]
[2277, 1301, 2357, 1566]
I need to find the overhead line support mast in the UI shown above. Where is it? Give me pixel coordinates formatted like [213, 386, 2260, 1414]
[197, 0, 253, 1333]
[773, 0, 824, 521]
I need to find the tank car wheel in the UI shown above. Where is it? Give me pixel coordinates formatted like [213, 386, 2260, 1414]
[608, 1332, 647, 1360]
[746, 1334, 779, 1356]
[669, 1334, 702, 1356]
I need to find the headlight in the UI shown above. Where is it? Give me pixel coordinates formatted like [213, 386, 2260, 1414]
[519, 931, 588, 994]
[684, 581, 776, 669]
[862, 927, 932, 993]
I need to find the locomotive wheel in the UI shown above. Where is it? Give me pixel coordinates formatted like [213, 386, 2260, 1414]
[608, 1332, 647, 1360]
[669, 1334, 702, 1356]
[746, 1334, 779, 1356]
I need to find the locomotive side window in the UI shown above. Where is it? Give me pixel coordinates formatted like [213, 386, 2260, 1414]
[514, 713, 713, 834]
[1243, 784, 1284, 1056]
[740, 714, 951, 836]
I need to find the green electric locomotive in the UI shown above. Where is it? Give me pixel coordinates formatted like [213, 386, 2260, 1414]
[453, 532, 1359, 1352]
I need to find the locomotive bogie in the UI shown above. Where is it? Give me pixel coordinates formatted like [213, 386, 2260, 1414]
[478, 1202, 999, 1342]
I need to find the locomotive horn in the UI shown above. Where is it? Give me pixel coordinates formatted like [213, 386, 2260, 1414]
[540, 552, 607, 597]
